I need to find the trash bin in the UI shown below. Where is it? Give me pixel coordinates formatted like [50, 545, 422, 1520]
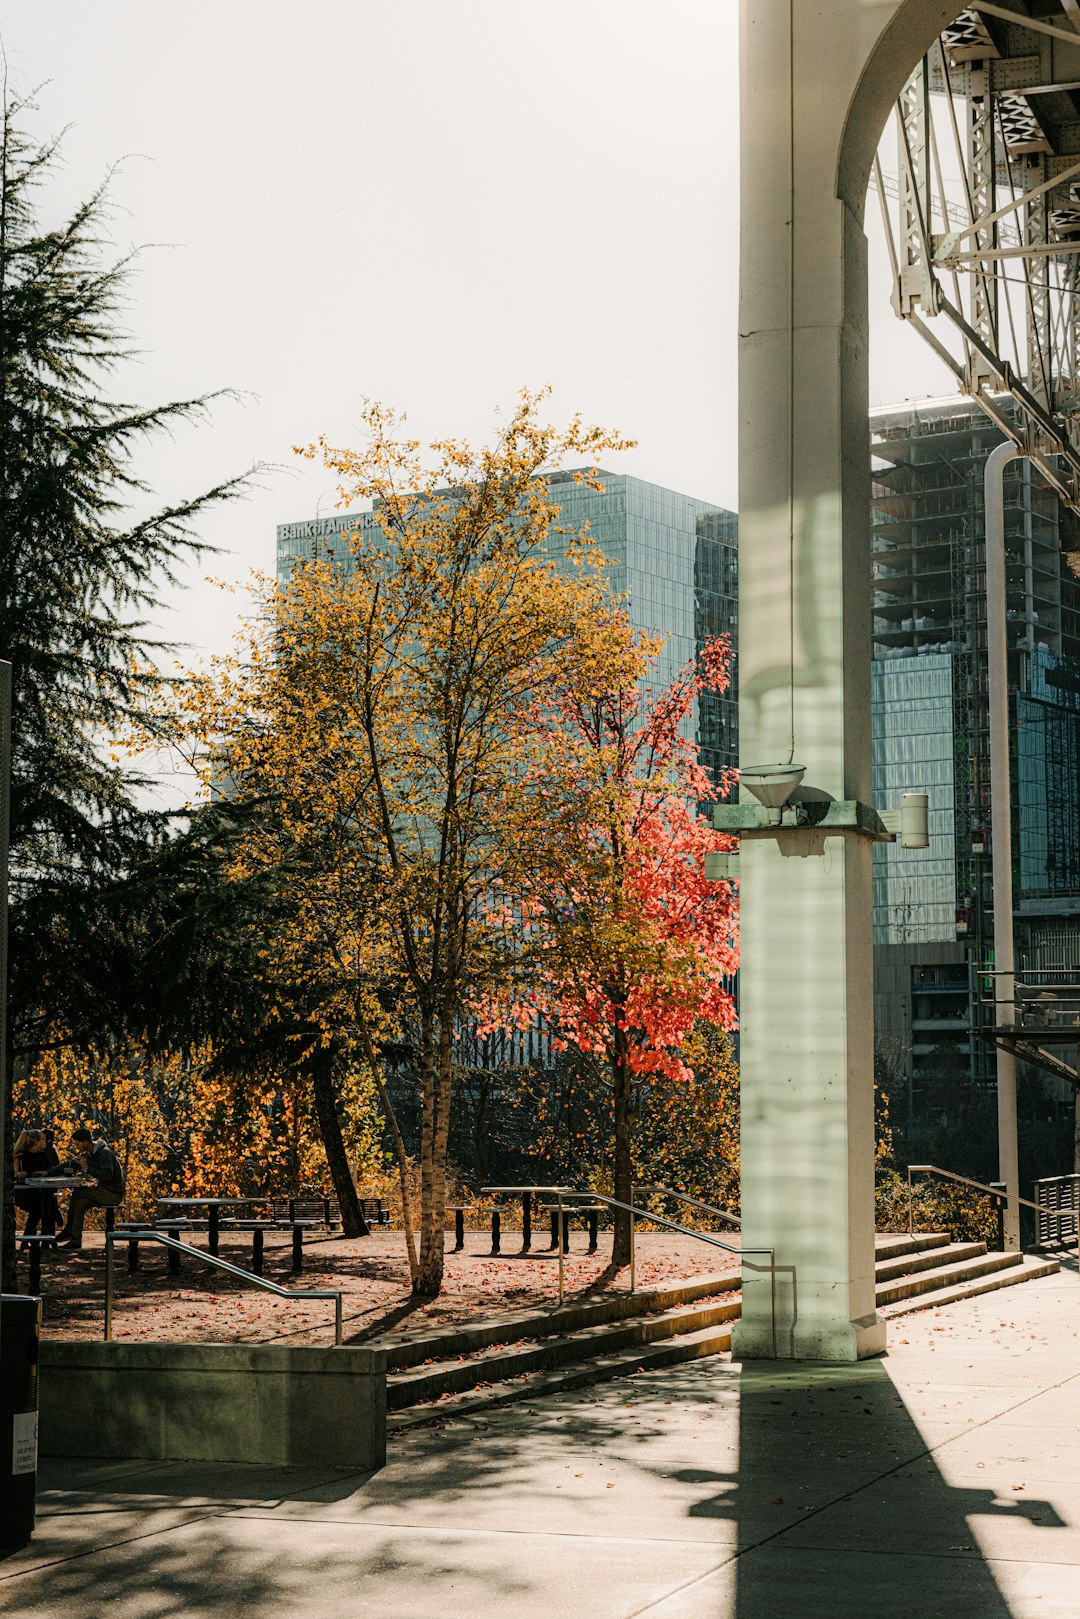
[0, 1293, 41, 1549]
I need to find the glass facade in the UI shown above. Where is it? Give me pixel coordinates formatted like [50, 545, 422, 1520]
[870, 395, 1080, 1104]
[276, 471, 739, 783]
[872, 655, 956, 944]
[694, 509, 739, 783]
[1018, 649, 1080, 896]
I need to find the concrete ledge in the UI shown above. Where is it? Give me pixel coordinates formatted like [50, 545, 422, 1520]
[39, 1341, 386, 1471]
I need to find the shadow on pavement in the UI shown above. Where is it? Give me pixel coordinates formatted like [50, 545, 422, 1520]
[725, 1357, 1058, 1619]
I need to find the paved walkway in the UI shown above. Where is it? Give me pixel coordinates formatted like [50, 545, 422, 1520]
[2, 1262, 1078, 1617]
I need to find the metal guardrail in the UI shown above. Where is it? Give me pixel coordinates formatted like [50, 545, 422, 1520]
[1033, 1173, 1080, 1248]
[104, 1231, 343, 1346]
[906, 1164, 1064, 1250]
[974, 967, 1080, 1031]
[633, 1182, 741, 1228]
[483, 1183, 776, 1358]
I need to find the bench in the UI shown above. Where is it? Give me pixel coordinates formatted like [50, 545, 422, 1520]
[122, 1217, 318, 1276]
[219, 1217, 320, 1274]
[358, 1195, 390, 1227]
[538, 1203, 605, 1254]
[447, 1205, 476, 1252]
[447, 1205, 507, 1255]
[272, 1195, 339, 1228]
[17, 1235, 57, 1293]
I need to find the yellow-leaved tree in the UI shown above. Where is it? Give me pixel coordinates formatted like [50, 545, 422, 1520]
[166, 391, 633, 1296]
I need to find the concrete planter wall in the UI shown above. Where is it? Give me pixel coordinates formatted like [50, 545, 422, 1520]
[39, 1341, 386, 1471]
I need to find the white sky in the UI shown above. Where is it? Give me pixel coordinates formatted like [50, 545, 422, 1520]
[2, 0, 948, 672]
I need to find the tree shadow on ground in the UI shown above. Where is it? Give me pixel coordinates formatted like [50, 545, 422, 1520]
[4, 1340, 1070, 1618]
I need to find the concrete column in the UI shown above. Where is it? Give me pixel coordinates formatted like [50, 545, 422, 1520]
[733, 0, 956, 1360]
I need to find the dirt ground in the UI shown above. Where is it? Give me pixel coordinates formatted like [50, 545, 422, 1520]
[22, 1227, 741, 1346]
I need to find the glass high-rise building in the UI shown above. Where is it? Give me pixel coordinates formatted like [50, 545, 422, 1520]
[869, 395, 1080, 1115]
[276, 470, 739, 783]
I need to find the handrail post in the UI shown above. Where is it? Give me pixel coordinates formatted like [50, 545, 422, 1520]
[335, 1293, 343, 1347]
[907, 1165, 914, 1237]
[104, 1233, 114, 1342]
[989, 1181, 1007, 1252]
[556, 1190, 564, 1305]
[770, 1251, 777, 1359]
[629, 1183, 636, 1294]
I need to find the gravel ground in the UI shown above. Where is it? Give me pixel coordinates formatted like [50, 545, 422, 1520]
[21, 1227, 741, 1346]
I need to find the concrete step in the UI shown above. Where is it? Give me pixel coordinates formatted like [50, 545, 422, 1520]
[875, 1248, 1023, 1307]
[875, 1240, 987, 1284]
[881, 1253, 1060, 1317]
[386, 1296, 740, 1411]
[387, 1321, 734, 1434]
[374, 1271, 737, 1372]
[873, 1231, 952, 1262]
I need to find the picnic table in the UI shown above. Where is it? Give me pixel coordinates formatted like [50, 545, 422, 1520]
[538, 1202, 604, 1253]
[155, 1196, 267, 1256]
[22, 1175, 92, 1238]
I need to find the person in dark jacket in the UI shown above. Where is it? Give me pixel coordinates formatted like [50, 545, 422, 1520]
[13, 1127, 61, 1239]
[56, 1128, 125, 1249]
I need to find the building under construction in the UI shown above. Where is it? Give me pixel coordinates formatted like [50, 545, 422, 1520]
[870, 394, 1080, 1118]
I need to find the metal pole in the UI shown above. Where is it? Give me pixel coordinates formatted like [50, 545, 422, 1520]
[985, 439, 1022, 1251]
[556, 1191, 564, 1305]
[104, 1235, 114, 1342]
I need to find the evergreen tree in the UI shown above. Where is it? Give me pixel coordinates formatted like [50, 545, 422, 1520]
[0, 89, 252, 1277]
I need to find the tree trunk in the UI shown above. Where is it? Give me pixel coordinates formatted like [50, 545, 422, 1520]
[308, 1049, 370, 1238]
[611, 1031, 633, 1267]
[414, 1012, 443, 1297]
[358, 1017, 418, 1283]
[1, 1051, 15, 1294]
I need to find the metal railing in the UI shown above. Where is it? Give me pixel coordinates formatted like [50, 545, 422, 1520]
[104, 1231, 343, 1346]
[974, 967, 1080, 1031]
[1033, 1173, 1080, 1248]
[906, 1164, 1064, 1248]
[632, 1182, 741, 1228]
[483, 1183, 776, 1358]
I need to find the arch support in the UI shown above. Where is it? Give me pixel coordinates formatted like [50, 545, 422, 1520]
[734, 0, 955, 1360]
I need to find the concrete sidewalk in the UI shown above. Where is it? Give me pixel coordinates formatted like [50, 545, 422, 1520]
[2, 1264, 1077, 1618]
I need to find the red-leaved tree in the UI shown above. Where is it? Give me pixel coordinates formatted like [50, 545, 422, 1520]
[487, 619, 739, 1264]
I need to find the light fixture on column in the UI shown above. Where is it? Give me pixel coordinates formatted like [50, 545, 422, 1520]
[739, 763, 806, 810]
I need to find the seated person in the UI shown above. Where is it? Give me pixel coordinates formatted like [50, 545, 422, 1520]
[13, 1126, 61, 1240]
[56, 1128, 125, 1249]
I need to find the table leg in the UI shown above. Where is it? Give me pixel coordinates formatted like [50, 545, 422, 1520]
[561, 1212, 571, 1251]
[588, 1211, 598, 1253]
[128, 1238, 140, 1273]
[521, 1192, 532, 1253]
[491, 1210, 501, 1255]
[252, 1228, 264, 1276]
[208, 1206, 219, 1256]
[549, 1212, 559, 1250]
[168, 1242, 181, 1276]
[291, 1225, 303, 1274]
[454, 1209, 465, 1252]
[28, 1247, 42, 1294]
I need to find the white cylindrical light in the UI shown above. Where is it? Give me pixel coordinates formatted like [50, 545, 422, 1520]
[898, 792, 929, 849]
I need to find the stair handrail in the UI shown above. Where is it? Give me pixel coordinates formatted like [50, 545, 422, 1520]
[483, 1183, 775, 1357]
[103, 1230, 343, 1346]
[906, 1164, 1063, 1244]
[632, 1182, 741, 1228]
